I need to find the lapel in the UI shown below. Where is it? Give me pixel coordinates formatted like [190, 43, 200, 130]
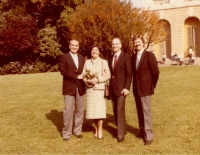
[108, 56, 113, 71]
[77, 54, 82, 71]
[67, 52, 77, 69]
[133, 53, 137, 71]
[137, 50, 146, 70]
[112, 52, 123, 73]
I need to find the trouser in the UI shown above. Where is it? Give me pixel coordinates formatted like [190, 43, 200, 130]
[111, 93, 126, 139]
[134, 93, 154, 141]
[62, 88, 84, 139]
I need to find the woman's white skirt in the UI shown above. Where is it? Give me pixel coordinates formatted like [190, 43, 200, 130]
[85, 88, 106, 119]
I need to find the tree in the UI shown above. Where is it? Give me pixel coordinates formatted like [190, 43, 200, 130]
[60, 0, 167, 57]
[37, 26, 62, 59]
[0, 12, 38, 59]
[0, 0, 29, 14]
[29, 0, 86, 28]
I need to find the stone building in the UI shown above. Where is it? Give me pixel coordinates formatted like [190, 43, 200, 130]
[131, 0, 200, 61]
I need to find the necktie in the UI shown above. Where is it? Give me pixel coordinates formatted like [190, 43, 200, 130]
[113, 55, 118, 69]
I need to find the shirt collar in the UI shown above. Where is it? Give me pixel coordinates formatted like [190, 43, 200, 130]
[114, 50, 121, 57]
[91, 57, 100, 63]
[70, 51, 78, 57]
[137, 49, 144, 55]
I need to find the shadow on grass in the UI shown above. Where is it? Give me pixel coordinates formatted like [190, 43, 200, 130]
[104, 113, 139, 138]
[45, 110, 63, 135]
[45, 110, 139, 138]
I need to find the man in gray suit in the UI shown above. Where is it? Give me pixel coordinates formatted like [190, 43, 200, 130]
[108, 38, 132, 142]
[132, 35, 159, 145]
[58, 39, 85, 141]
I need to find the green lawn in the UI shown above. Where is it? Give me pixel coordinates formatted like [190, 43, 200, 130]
[0, 66, 200, 154]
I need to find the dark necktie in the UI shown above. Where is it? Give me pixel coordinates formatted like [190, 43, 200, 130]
[113, 55, 118, 70]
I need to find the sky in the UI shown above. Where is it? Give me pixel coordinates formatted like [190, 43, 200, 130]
[130, 0, 143, 8]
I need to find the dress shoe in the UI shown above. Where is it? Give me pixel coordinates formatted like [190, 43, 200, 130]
[117, 138, 124, 143]
[144, 140, 153, 145]
[76, 135, 83, 138]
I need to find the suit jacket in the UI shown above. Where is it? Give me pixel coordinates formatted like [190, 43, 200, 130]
[58, 52, 85, 96]
[132, 50, 159, 96]
[108, 52, 132, 96]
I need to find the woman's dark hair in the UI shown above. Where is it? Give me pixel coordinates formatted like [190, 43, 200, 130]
[90, 44, 103, 53]
[132, 35, 145, 43]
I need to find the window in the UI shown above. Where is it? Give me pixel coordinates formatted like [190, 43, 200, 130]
[187, 26, 198, 49]
[184, 0, 199, 1]
[153, 0, 170, 4]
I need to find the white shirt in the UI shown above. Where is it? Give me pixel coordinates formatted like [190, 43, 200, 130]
[70, 52, 78, 69]
[112, 51, 121, 68]
[136, 49, 144, 68]
[91, 57, 100, 71]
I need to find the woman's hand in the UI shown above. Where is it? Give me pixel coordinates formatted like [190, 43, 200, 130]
[86, 78, 98, 85]
[101, 70, 107, 77]
[91, 78, 98, 84]
[86, 79, 93, 84]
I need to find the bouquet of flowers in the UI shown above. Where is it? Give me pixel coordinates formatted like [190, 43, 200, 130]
[84, 69, 98, 80]
[84, 69, 98, 87]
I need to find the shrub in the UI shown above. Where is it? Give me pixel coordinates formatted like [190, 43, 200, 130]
[0, 60, 58, 75]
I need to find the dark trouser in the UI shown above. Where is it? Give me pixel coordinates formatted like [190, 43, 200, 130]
[111, 93, 126, 139]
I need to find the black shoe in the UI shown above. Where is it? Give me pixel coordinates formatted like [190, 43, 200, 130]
[144, 140, 153, 145]
[76, 135, 83, 138]
[63, 138, 69, 141]
[117, 138, 124, 143]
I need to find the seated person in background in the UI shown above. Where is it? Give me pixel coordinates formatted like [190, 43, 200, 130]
[171, 53, 178, 61]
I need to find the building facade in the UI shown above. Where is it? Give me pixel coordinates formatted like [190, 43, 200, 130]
[131, 0, 200, 60]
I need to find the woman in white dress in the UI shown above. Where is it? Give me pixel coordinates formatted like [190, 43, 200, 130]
[82, 44, 111, 139]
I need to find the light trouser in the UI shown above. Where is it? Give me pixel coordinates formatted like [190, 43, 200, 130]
[62, 89, 84, 139]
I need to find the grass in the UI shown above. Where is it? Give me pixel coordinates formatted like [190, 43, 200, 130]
[0, 66, 200, 154]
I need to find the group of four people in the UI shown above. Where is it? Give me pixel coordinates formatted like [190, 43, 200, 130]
[58, 36, 159, 145]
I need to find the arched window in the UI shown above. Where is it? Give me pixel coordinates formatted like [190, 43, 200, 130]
[158, 20, 171, 59]
[185, 17, 200, 57]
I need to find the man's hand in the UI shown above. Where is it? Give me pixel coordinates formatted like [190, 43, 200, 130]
[77, 74, 83, 79]
[121, 89, 129, 96]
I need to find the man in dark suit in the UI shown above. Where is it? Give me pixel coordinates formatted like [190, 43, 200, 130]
[132, 35, 159, 145]
[108, 38, 132, 142]
[58, 39, 85, 141]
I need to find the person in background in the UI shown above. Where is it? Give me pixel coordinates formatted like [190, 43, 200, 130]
[58, 39, 85, 141]
[108, 38, 132, 143]
[132, 35, 159, 145]
[82, 44, 111, 139]
[188, 47, 194, 64]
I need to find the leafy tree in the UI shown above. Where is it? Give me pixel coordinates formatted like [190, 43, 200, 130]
[60, 0, 167, 57]
[57, 6, 75, 52]
[29, 0, 85, 28]
[37, 26, 62, 59]
[0, 0, 29, 14]
[0, 12, 38, 60]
